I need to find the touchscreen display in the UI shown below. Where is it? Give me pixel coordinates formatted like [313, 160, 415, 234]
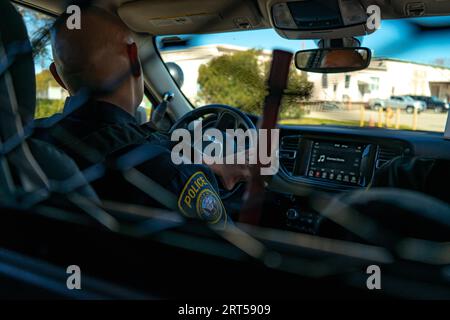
[307, 140, 364, 185]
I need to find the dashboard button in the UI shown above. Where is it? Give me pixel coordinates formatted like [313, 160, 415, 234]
[286, 208, 300, 220]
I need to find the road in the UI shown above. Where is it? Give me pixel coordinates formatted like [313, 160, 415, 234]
[305, 109, 448, 132]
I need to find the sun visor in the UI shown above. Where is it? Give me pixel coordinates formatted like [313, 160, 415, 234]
[117, 0, 264, 35]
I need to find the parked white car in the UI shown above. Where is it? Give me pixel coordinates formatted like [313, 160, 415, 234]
[368, 96, 426, 113]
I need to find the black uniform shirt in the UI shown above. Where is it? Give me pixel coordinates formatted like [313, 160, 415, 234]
[34, 99, 227, 226]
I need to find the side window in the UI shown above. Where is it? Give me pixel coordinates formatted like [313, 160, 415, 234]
[138, 95, 154, 120]
[15, 4, 66, 119]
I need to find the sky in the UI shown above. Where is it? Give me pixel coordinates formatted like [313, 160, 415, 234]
[160, 16, 450, 67]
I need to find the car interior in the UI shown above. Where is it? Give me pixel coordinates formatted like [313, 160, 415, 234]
[1, 0, 450, 299]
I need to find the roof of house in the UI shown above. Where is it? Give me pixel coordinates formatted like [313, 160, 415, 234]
[372, 57, 450, 70]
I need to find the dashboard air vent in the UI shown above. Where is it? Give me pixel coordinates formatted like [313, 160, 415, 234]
[405, 2, 425, 17]
[279, 136, 300, 175]
[375, 145, 404, 169]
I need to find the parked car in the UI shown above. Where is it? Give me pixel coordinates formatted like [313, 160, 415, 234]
[407, 95, 449, 113]
[368, 96, 426, 113]
[320, 101, 343, 111]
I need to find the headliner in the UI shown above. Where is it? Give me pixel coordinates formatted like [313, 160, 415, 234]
[13, 0, 450, 36]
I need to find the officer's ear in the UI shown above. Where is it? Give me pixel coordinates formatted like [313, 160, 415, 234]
[50, 62, 68, 90]
[127, 42, 141, 78]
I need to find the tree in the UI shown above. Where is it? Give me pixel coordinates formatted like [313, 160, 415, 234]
[35, 70, 65, 119]
[36, 69, 59, 93]
[197, 49, 313, 116]
[198, 50, 267, 114]
[281, 67, 314, 118]
[35, 99, 64, 119]
[15, 4, 54, 69]
[433, 58, 450, 67]
[14, 5, 63, 119]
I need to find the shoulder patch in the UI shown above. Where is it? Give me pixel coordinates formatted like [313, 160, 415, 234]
[178, 171, 225, 224]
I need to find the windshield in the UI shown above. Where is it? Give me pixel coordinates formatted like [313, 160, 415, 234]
[157, 17, 450, 132]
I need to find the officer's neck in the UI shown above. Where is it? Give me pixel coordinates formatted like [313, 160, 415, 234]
[95, 96, 136, 116]
[93, 85, 137, 116]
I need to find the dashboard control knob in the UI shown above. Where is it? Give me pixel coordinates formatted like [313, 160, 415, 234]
[286, 208, 300, 220]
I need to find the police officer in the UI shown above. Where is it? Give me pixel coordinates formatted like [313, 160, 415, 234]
[35, 7, 249, 227]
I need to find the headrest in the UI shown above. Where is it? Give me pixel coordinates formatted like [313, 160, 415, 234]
[0, 0, 36, 140]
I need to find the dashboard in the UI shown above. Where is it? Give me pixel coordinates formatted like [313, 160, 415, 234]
[275, 124, 450, 192]
[261, 125, 450, 235]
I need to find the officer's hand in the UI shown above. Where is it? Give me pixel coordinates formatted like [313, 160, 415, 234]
[208, 162, 252, 190]
[204, 149, 255, 190]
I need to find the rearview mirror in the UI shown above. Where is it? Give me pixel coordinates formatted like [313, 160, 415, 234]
[295, 47, 371, 73]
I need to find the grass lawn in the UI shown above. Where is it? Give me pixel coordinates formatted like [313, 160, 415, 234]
[280, 117, 412, 130]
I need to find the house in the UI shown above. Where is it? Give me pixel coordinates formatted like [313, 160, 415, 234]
[309, 58, 450, 103]
[36, 85, 68, 100]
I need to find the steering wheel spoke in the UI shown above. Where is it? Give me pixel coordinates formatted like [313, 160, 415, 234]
[215, 110, 239, 130]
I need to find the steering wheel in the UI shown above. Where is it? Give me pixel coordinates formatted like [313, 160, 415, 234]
[170, 104, 256, 131]
[169, 104, 257, 199]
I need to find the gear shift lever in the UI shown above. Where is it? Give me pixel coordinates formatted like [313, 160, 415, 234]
[151, 92, 174, 128]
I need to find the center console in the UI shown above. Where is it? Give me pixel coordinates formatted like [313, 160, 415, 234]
[273, 133, 409, 235]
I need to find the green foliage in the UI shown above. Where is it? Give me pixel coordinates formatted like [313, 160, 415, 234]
[15, 4, 54, 68]
[197, 49, 314, 116]
[280, 68, 314, 119]
[36, 70, 59, 92]
[35, 71, 65, 119]
[35, 99, 64, 119]
[198, 50, 267, 114]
